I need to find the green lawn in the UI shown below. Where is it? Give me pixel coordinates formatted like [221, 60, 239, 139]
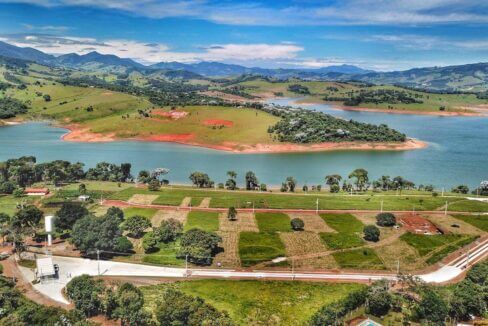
[400, 233, 477, 262]
[109, 187, 460, 211]
[123, 207, 157, 219]
[0, 195, 35, 215]
[319, 213, 364, 249]
[239, 232, 286, 266]
[448, 200, 488, 213]
[332, 248, 386, 270]
[142, 241, 184, 266]
[255, 212, 291, 233]
[141, 280, 365, 326]
[453, 215, 488, 232]
[184, 211, 219, 232]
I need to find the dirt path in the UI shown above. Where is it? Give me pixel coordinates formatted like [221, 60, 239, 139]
[180, 197, 192, 207]
[199, 197, 211, 208]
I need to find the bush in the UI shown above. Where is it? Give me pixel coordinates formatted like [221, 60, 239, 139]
[115, 236, 133, 253]
[290, 218, 304, 231]
[148, 179, 160, 191]
[0, 181, 16, 194]
[66, 275, 104, 317]
[142, 231, 159, 253]
[157, 218, 183, 243]
[330, 184, 340, 193]
[55, 202, 89, 231]
[366, 281, 392, 317]
[363, 225, 380, 242]
[227, 207, 237, 221]
[376, 212, 396, 227]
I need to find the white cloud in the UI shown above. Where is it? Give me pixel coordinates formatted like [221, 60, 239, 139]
[365, 34, 488, 51]
[1, 34, 303, 64]
[1, 0, 488, 25]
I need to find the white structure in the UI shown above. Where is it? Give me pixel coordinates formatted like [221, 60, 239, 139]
[36, 256, 56, 279]
[45, 215, 53, 246]
[78, 195, 90, 202]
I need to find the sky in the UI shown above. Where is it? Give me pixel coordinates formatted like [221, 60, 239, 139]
[0, 0, 487, 71]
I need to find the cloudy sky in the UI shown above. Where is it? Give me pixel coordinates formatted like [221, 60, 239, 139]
[0, 0, 487, 70]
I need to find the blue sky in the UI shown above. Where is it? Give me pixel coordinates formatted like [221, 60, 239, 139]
[0, 0, 487, 70]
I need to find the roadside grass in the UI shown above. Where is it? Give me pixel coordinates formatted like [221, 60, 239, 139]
[319, 213, 364, 249]
[239, 232, 286, 266]
[255, 212, 292, 233]
[447, 200, 488, 212]
[142, 240, 184, 266]
[184, 211, 219, 232]
[62, 181, 132, 192]
[141, 280, 365, 326]
[109, 186, 458, 211]
[123, 207, 157, 219]
[400, 233, 477, 260]
[332, 248, 386, 270]
[452, 215, 488, 232]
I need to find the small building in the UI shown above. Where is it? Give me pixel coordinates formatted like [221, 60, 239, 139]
[35, 256, 58, 281]
[349, 317, 383, 326]
[25, 188, 50, 196]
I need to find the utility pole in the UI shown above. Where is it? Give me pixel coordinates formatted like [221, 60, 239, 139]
[444, 201, 448, 215]
[97, 250, 100, 276]
[396, 259, 400, 275]
[442, 187, 444, 197]
[185, 254, 189, 277]
[253, 201, 255, 214]
[380, 200, 383, 213]
[316, 198, 319, 213]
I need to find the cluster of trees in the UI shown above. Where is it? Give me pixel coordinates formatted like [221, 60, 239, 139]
[311, 262, 488, 325]
[338, 89, 424, 106]
[264, 104, 406, 143]
[189, 172, 214, 188]
[0, 97, 28, 119]
[288, 84, 310, 94]
[85, 162, 132, 182]
[0, 275, 91, 325]
[143, 218, 182, 252]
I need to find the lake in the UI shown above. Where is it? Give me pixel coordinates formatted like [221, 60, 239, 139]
[0, 99, 487, 189]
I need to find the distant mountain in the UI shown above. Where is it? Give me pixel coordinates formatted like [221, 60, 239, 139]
[56, 51, 145, 70]
[353, 62, 488, 92]
[0, 41, 55, 65]
[149, 61, 372, 77]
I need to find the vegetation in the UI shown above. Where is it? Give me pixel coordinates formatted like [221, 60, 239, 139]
[376, 212, 396, 227]
[332, 248, 385, 270]
[453, 214, 488, 232]
[319, 214, 364, 249]
[178, 228, 221, 265]
[123, 215, 151, 238]
[363, 225, 380, 242]
[239, 232, 286, 266]
[290, 217, 304, 231]
[0, 97, 28, 118]
[255, 212, 291, 233]
[184, 211, 219, 232]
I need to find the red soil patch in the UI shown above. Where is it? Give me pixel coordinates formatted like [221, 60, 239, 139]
[152, 110, 188, 120]
[203, 119, 234, 127]
[142, 133, 195, 142]
[400, 214, 440, 235]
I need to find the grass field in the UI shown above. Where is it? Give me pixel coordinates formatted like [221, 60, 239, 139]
[123, 207, 157, 219]
[239, 232, 286, 266]
[184, 211, 219, 232]
[332, 248, 386, 270]
[319, 213, 364, 249]
[0, 195, 35, 215]
[400, 233, 477, 264]
[142, 280, 365, 325]
[255, 212, 292, 233]
[142, 240, 184, 266]
[447, 200, 488, 212]
[235, 79, 487, 113]
[453, 215, 488, 232]
[110, 186, 468, 211]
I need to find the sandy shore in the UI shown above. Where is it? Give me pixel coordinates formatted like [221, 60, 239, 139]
[61, 123, 427, 153]
[331, 105, 487, 117]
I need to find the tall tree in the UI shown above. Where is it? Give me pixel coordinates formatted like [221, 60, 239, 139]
[348, 168, 369, 192]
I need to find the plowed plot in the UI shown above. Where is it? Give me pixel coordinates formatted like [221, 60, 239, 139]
[203, 119, 233, 127]
[151, 210, 188, 227]
[128, 194, 158, 205]
[219, 212, 259, 232]
[426, 214, 484, 235]
[375, 238, 424, 272]
[214, 231, 240, 268]
[279, 232, 337, 269]
[400, 214, 440, 234]
[352, 212, 377, 225]
[287, 213, 335, 233]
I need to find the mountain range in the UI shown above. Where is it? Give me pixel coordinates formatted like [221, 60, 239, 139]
[1, 40, 487, 91]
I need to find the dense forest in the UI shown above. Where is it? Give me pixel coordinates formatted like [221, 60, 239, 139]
[324, 89, 424, 106]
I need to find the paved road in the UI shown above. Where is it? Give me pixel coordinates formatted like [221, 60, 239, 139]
[20, 238, 488, 304]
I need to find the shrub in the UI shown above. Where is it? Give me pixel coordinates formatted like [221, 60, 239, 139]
[363, 225, 380, 242]
[290, 218, 305, 231]
[148, 179, 160, 191]
[123, 215, 151, 238]
[55, 202, 89, 231]
[330, 184, 340, 193]
[227, 207, 237, 221]
[178, 228, 221, 265]
[115, 236, 133, 253]
[376, 212, 396, 227]
[66, 275, 104, 317]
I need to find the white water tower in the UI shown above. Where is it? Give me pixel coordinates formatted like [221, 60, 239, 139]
[45, 215, 53, 246]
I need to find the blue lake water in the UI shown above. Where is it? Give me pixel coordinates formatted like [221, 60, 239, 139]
[0, 98, 487, 188]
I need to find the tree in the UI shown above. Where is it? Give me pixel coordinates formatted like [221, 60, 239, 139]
[416, 288, 449, 324]
[43, 94, 51, 102]
[123, 215, 151, 238]
[376, 213, 396, 227]
[225, 171, 237, 190]
[245, 171, 259, 190]
[330, 184, 340, 193]
[227, 207, 237, 221]
[137, 170, 151, 183]
[142, 232, 159, 253]
[120, 163, 132, 181]
[148, 179, 160, 191]
[178, 229, 221, 265]
[113, 283, 149, 325]
[366, 281, 392, 317]
[450, 280, 487, 320]
[156, 218, 182, 243]
[363, 225, 380, 242]
[66, 274, 104, 317]
[155, 288, 233, 326]
[348, 168, 369, 191]
[466, 261, 488, 285]
[11, 205, 42, 230]
[285, 176, 296, 192]
[55, 202, 89, 231]
[325, 174, 342, 186]
[290, 218, 304, 231]
[78, 183, 87, 195]
[452, 185, 469, 194]
[115, 236, 133, 253]
[0, 181, 16, 194]
[189, 172, 213, 188]
[106, 206, 124, 223]
[71, 214, 127, 255]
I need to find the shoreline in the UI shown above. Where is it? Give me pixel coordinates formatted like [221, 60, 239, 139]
[60, 123, 427, 153]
